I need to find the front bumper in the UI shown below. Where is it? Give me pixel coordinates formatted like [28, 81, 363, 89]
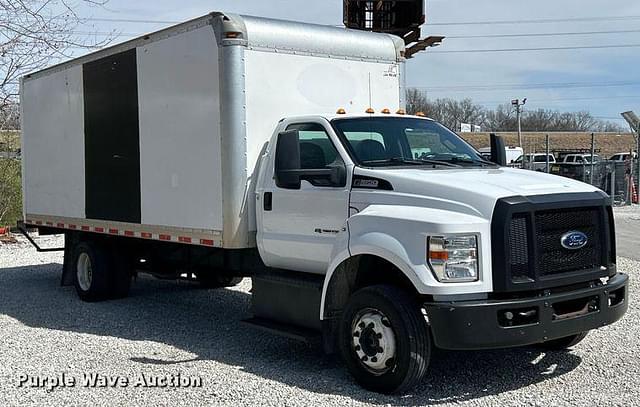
[424, 273, 628, 350]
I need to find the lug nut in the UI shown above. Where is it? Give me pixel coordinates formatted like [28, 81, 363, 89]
[355, 345, 361, 351]
[361, 356, 368, 362]
[371, 357, 378, 363]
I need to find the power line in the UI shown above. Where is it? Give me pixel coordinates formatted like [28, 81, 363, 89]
[475, 95, 640, 105]
[68, 27, 640, 40]
[593, 116, 628, 121]
[76, 17, 179, 25]
[431, 44, 640, 54]
[428, 15, 640, 26]
[413, 80, 640, 92]
[60, 14, 640, 28]
[445, 28, 640, 40]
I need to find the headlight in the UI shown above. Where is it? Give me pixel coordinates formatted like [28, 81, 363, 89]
[427, 235, 479, 283]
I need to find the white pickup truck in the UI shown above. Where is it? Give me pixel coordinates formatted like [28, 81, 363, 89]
[19, 12, 628, 394]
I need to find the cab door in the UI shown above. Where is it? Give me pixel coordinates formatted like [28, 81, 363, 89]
[257, 120, 351, 274]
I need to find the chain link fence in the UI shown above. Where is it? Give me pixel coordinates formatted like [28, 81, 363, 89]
[511, 135, 638, 206]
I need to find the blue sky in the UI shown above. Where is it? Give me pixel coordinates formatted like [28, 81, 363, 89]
[73, 0, 640, 127]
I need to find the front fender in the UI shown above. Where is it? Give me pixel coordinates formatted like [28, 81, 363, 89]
[321, 205, 493, 319]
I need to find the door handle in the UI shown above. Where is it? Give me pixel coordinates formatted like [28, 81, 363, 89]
[263, 192, 273, 211]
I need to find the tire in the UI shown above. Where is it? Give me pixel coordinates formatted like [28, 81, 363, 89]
[73, 241, 112, 302]
[339, 285, 431, 394]
[197, 272, 243, 289]
[537, 332, 588, 350]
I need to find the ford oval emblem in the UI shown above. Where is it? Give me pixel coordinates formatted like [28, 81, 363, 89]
[560, 231, 588, 250]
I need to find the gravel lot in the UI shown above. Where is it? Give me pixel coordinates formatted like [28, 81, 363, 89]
[0, 232, 637, 406]
[614, 205, 640, 261]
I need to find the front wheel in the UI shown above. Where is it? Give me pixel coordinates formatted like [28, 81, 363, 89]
[339, 285, 431, 394]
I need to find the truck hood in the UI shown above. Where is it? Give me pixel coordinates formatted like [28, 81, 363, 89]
[350, 166, 600, 220]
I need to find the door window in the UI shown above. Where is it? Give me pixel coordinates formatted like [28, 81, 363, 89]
[284, 123, 345, 187]
[286, 123, 342, 169]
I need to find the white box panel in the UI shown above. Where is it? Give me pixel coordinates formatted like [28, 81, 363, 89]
[21, 66, 86, 218]
[137, 26, 224, 230]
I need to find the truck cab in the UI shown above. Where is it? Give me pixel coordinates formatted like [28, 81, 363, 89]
[251, 112, 627, 392]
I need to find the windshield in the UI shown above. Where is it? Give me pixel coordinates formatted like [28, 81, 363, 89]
[331, 117, 487, 167]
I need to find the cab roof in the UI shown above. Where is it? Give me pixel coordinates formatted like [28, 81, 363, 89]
[320, 113, 435, 121]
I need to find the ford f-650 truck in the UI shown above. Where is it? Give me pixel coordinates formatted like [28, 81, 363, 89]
[19, 12, 628, 394]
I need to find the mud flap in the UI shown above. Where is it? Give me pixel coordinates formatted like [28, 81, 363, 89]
[61, 232, 79, 287]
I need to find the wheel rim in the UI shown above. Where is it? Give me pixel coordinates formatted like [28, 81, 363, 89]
[351, 308, 397, 375]
[76, 252, 93, 292]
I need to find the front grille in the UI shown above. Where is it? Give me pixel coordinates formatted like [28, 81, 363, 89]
[508, 215, 530, 281]
[534, 208, 601, 275]
[493, 193, 613, 293]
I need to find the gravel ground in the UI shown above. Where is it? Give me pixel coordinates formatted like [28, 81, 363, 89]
[0, 234, 637, 406]
[614, 205, 640, 261]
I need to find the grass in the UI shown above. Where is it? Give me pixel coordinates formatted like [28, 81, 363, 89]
[0, 131, 20, 152]
[0, 157, 22, 229]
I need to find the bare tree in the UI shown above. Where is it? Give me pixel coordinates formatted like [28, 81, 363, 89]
[485, 104, 515, 131]
[0, 0, 112, 227]
[407, 89, 626, 133]
[406, 89, 487, 131]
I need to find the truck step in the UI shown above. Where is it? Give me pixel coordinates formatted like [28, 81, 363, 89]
[242, 317, 321, 345]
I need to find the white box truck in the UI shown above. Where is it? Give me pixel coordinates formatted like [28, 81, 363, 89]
[19, 12, 628, 394]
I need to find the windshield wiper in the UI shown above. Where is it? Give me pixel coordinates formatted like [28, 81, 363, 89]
[361, 157, 460, 167]
[438, 156, 498, 166]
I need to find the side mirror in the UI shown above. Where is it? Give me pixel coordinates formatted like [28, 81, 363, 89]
[327, 162, 347, 186]
[490, 133, 507, 166]
[275, 130, 302, 189]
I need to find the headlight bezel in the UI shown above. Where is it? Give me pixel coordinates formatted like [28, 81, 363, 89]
[427, 233, 481, 283]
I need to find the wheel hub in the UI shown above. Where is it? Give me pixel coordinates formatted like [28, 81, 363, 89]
[76, 252, 93, 292]
[352, 309, 396, 373]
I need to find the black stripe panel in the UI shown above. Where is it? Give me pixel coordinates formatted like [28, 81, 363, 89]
[83, 49, 141, 223]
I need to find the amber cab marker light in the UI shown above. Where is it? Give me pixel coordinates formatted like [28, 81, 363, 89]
[415, 111, 426, 117]
[381, 108, 391, 114]
[366, 107, 375, 114]
[396, 109, 406, 115]
[336, 108, 347, 114]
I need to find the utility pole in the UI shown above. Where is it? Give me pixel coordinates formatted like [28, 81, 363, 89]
[512, 98, 527, 148]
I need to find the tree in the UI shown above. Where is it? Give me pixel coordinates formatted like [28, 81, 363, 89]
[406, 89, 487, 131]
[485, 104, 515, 131]
[0, 0, 111, 227]
[406, 88, 626, 133]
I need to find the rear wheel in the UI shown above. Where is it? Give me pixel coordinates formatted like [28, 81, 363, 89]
[339, 285, 431, 394]
[73, 241, 111, 302]
[537, 332, 588, 350]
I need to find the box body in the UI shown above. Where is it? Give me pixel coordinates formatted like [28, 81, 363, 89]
[21, 13, 403, 248]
